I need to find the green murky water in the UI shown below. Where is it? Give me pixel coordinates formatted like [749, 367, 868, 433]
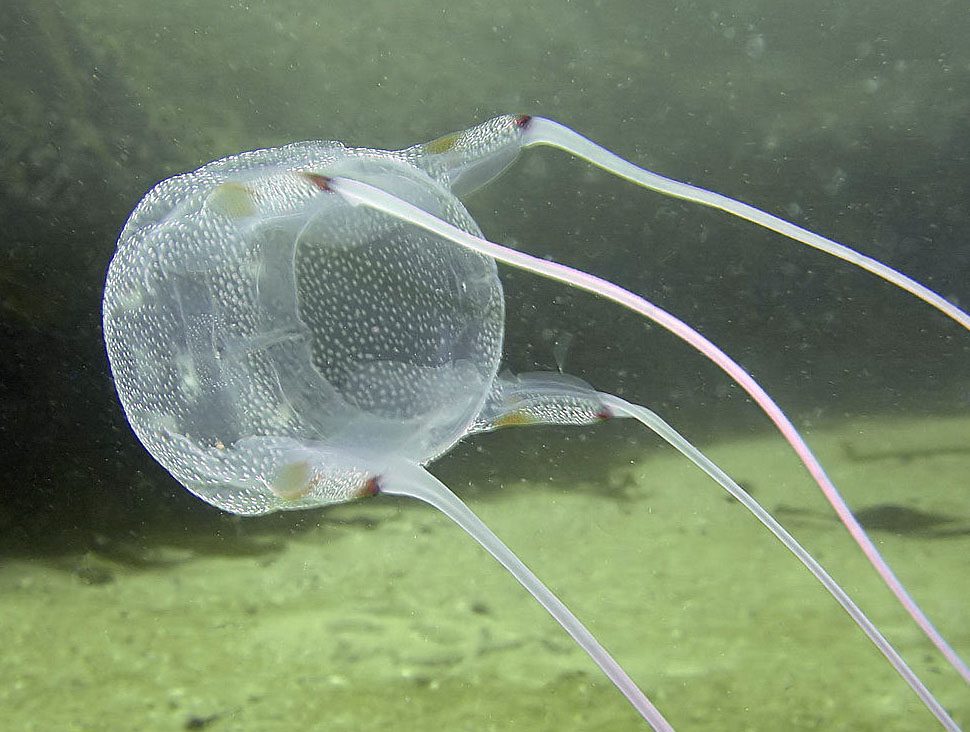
[1, 0, 968, 729]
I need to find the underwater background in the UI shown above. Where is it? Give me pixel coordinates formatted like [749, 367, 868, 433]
[1, 0, 968, 729]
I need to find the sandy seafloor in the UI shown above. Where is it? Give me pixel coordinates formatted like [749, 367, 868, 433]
[2, 413, 968, 732]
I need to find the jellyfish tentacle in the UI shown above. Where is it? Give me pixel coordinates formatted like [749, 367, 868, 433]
[376, 459, 676, 732]
[464, 369, 960, 730]
[514, 116, 970, 332]
[406, 114, 969, 331]
[596, 393, 961, 731]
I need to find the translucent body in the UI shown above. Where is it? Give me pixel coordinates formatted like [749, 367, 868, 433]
[103, 116, 967, 730]
[104, 143, 503, 514]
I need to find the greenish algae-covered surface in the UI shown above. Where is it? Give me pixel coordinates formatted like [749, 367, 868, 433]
[2, 414, 967, 731]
